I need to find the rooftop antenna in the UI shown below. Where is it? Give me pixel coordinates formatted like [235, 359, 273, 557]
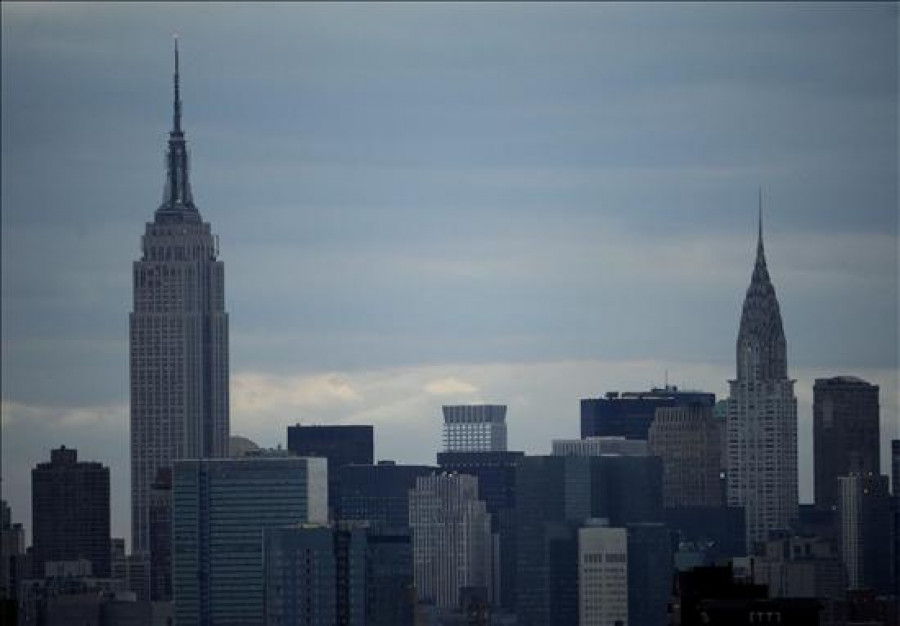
[757, 185, 764, 254]
[173, 34, 182, 134]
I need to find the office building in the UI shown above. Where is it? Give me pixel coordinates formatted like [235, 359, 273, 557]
[172, 456, 327, 626]
[1, 500, 25, 613]
[591, 454, 664, 526]
[813, 376, 880, 510]
[838, 473, 892, 594]
[726, 209, 798, 546]
[287, 424, 374, 518]
[892, 439, 899, 496]
[649, 402, 723, 508]
[365, 528, 416, 626]
[263, 522, 413, 626]
[130, 42, 230, 552]
[32, 446, 110, 578]
[148, 468, 172, 601]
[437, 451, 524, 609]
[409, 473, 493, 610]
[627, 523, 673, 626]
[551, 436, 647, 457]
[263, 524, 367, 626]
[578, 521, 628, 626]
[442, 405, 508, 452]
[338, 461, 436, 530]
[581, 386, 715, 440]
[549, 439, 663, 526]
[515, 455, 591, 626]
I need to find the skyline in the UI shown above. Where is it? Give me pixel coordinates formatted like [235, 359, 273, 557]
[2, 2, 898, 545]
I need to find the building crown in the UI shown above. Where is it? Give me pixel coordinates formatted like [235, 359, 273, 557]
[736, 189, 788, 381]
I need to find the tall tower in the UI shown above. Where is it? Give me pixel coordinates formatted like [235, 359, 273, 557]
[726, 196, 798, 547]
[130, 40, 229, 552]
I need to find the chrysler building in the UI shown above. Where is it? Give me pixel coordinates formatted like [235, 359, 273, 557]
[130, 41, 229, 551]
[726, 197, 798, 547]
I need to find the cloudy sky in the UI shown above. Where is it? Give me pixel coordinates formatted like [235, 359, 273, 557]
[2, 2, 897, 545]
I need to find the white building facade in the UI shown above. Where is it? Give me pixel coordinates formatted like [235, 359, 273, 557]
[409, 473, 493, 609]
[578, 522, 628, 626]
[130, 45, 229, 552]
[726, 212, 798, 547]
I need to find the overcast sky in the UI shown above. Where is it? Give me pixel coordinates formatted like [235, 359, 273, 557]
[2, 2, 897, 546]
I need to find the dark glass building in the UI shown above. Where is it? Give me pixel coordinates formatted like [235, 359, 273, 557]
[31, 446, 110, 578]
[838, 473, 893, 594]
[263, 524, 414, 626]
[437, 451, 524, 609]
[581, 386, 715, 440]
[627, 523, 674, 626]
[366, 529, 415, 626]
[148, 467, 172, 601]
[263, 524, 366, 626]
[514, 455, 591, 626]
[287, 424, 374, 517]
[590, 454, 664, 526]
[813, 376, 880, 510]
[172, 456, 328, 626]
[891, 439, 899, 497]
[337, 462, 436, 530]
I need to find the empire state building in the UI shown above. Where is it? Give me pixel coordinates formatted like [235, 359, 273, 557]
[130, 42, 229, 552]
[726, 199, 798, 547]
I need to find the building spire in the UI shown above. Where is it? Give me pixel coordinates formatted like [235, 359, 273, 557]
[756, 185, 763, 256]
[736, 185, 786, 381]
[173, 35, 182, 134]
[158, 36, 197, 219]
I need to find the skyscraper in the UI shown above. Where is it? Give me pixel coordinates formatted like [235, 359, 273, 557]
[172, 456, 327, 625]
[130, 41, 229, 552]
[581, 386, 715, 440]
[838, 473, 892, 594]
[442, 405, 508, 452]
[409, 473, 493, 610]
[649, 402, 723, 508]
[726, 204, 798, 546]
[813, 376, 880, 510]
[436, 451, 524, 610]
[287, 424, 374, 519]
[31, 447, 111, 578]
[515, 455, 591, 626]
[577, 521, 628, 626]
[148, 468, 172, 602]
[337, 462, 436, 530]
[263, 524, 367, 626]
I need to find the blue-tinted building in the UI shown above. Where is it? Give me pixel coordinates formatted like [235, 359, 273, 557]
[515, 455, 591, 626]
[590, 454, 664, 526]
[263, 524, 367, 626]
[263, 524, 414, 626]
[627, 523, 674, 626]
[337, 462, 436, 530]
[581, 386, 715, 440]
[366, 528, 415, 626]
[287, 424, 374, 518]
[172, 457, 328, 626]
